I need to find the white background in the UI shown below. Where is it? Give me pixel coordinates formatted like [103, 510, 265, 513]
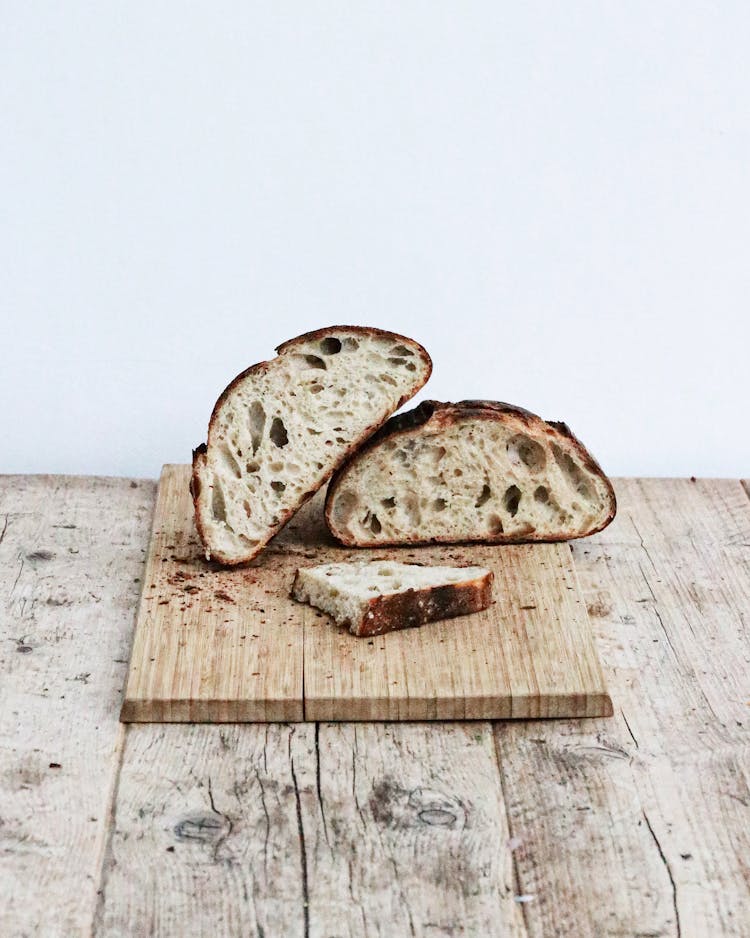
[2, 3, 748, 478]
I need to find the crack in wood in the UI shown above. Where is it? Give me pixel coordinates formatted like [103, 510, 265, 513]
[630, 514, 658, 571]
[289, 731, 310, 938]
[643, 811, 681, 938]
[11, 557, 24, 597]
[252, 768, 271, 874]
[314, 723, 332, 851]
[206, 775, 233, 863]
[620, 709, 639, 749]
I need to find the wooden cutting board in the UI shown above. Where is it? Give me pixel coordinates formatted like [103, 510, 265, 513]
[121, 465, 613, 722]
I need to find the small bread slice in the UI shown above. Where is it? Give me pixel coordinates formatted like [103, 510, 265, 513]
[292, 560, 493, 637]
[192, 327, 431, 564]
[325, 400, 616, 547]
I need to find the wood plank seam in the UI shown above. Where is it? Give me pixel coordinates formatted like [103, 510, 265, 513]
[90, 723, 128, 938]
[491, 726, 532, 937]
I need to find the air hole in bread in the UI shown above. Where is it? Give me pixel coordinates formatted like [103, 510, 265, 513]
[271, 481, 286, 493]
[304, 355, 327, 370]
[388, 357, 407, 366]
[248, 401, 266, 454]
[370, 514, 382, 534]
[246, 461, 260, 474]
[552, 445, 593, 499]
[381, 497, 396, 509]
[242, 499, 252, 517]
[332, 489, 358, 526]
[454, 468, 463, 477]
[475, 483, 491, 507]
[310, 384, 324, 394]
[380, 374, 398, 387]
[488, 514, 504, 535]
[270, 417, 289, 448]
[319, 337, 342, 355]
[433, 497, 447, 512]
[430, 445, 447, 466]
[404, 494, 421, 527]
[507, 434, 547, 472]
[405, 362, 417, 372]
[390, 345, 414, 357]
[220, 445, 242, 479]
[534, 485, 549, 503]
[212, 481, 227, 524]
[308, 427, 322, 435]
[342, 337, 359, 351]
[504, 485, 522, 516]
[270, 461, 284, 472]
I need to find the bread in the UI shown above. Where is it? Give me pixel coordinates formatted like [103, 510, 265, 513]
[191, 327, 432, 564]
[291, 560, 493, 637]
[325, 400, 616, 546]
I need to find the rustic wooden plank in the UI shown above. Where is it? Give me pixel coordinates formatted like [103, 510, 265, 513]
[96, 721, 527, 937]
[0, 475, 155, 938]
[124, 464, 611, 722]
[304, 723, 527, 937]
[95, 724, 309, 937]
[495, 478, 750, 937]
[121, 465, 304, 722]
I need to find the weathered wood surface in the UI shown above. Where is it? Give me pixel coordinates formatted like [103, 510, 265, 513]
[496, 478, 750, 937]
[0, 475, 155, 938]
[96, 722, 526, 937]
[1, 475, 748, 937]
[123, 463, 611, 723]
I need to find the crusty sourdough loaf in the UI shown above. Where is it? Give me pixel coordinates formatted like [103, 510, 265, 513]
[325, 400, 616, 546]
[292, 560, 493, 637]
[192, 327, 431, 564]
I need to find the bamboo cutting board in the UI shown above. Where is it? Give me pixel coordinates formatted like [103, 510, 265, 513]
[121, 465, 613, 722]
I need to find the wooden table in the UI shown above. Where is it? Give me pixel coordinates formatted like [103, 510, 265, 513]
[1, 475, 748, 937]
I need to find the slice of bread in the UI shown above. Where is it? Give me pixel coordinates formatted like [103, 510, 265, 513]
[292, 560, 493, 637]
[192, 327, 431, 564]
[325, 400, 617, 547]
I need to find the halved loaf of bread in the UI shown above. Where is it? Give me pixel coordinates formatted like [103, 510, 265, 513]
[325, 400, 616, 546]
[292, 560, 493, 637]
[192, 327, 431, 564]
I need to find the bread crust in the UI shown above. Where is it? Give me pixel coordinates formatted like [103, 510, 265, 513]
[192, 327, 432, 565]
[325, 399, 617, 547]
[291, 566, 494, 637]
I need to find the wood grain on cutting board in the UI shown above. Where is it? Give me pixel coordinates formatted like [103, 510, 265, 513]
[121, 464, 612, 722]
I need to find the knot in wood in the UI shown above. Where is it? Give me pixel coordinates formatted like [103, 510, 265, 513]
[173, 812, 229, 844]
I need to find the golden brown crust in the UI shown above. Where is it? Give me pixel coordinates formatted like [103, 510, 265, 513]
[191, 327, 432, 566]
[354, 570, 494, 637]
[325, 399, 617, 547]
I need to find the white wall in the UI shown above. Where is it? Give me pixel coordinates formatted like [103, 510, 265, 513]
[2, 2, 748, 478]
